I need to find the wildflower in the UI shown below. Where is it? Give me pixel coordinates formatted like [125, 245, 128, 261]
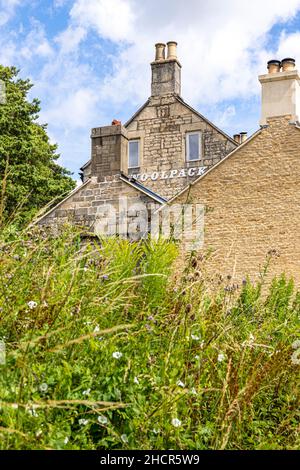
[28, 408, 38, 417]
[79, 419, 89, 426]
[191, 334, 201, 341]
[102, 275, 109, 281]
[152, 428, 160, 434]
[27, 301, 37, 310]
[176, 380, 185, 388]
[145, 324, 152, 332]
[11, 404, 18, 409]
[121, 434, 128, 444]
[82, 388, 91, 396]
[112, 351, 122, 359]
[98, 415, 108, 425]
[217, 353, 225, 363]
[194, 355, 200, 361]
[97, 336, 104, 342]
[93, 325, 100, 333]
[249, 333, 255, 342]
[147, 315, 155, 322]
[171, 418, 182, 428]
[190, 387, 197, 395]
[134, 376, 139, 384]
[292, 339, 300, 350]
[291, 350, 300, 365]
[64, 437, 69, 444]
[39, 383, 48, 393]
[36, 429, 42, 438]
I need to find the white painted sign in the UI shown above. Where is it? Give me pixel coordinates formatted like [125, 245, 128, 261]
[130, 166, 206, 182]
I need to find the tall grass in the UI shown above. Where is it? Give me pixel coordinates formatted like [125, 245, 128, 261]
[0, 225, 299, 450]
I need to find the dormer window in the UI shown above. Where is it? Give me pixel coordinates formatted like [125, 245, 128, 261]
[128, 140, 140, 168]
[186, 132, 201, 161]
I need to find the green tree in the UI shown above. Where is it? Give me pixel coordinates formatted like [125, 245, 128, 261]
[0, 65, 76, 226]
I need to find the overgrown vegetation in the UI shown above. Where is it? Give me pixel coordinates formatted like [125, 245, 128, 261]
[0, 226, 299, 450]
[0, 65, 76, 227]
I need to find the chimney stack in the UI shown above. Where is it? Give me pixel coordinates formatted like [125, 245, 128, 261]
[151, 41, 181, 97]
[259, 57, 300, 125]
[233, 134, 241, 144]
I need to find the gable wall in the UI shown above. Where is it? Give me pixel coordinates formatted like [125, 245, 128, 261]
[126, 95, 236, 199]
[173, 116, 300, 285]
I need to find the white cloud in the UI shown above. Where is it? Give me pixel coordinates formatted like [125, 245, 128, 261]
[74, 0, 300, 107]
[70, 0, 135, 42]
[0, 0, 21, 25]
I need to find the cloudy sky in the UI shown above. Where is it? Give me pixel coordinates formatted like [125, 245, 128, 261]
[1, 0, 300, 181]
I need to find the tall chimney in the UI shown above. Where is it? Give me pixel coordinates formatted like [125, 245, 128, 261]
[151, 41, 181, 97]
[259, 58, 300, 125]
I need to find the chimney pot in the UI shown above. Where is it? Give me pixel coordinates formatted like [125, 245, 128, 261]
[240, 132, 248, 143]
[267, 60, 281, 74]
[233, 134, 241, 144]
[167, 41, 178, 60]
[281, 58, 296, 72]
[155, 43, 166, 61]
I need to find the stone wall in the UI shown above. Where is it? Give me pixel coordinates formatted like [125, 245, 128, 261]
[172, 116, 300, 285]
[38, 175, 159, 238]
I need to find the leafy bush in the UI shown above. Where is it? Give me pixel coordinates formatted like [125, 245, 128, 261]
[0, 226, 299, 449]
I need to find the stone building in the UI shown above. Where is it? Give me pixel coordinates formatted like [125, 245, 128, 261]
[37, 41, 236, 232]
[169, 58, 300, 284]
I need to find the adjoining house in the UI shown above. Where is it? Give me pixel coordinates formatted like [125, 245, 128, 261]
[169, 58, 300, 284]
[37, 46, 300, 284]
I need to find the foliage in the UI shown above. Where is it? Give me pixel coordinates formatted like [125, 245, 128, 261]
[0, 65, 76, 226]
[0, 226, 299, 450]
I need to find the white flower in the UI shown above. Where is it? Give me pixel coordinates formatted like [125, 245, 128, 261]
[133, 376, 139, 384]
[36, 429, 42, 437]
[79, 419, 89, 426]
[217, 353, 225, 363]
[291, 350, 300, 365]
[121, 434, 128, 443]
[82, 388, 91, 396]
[191, 334, 201, 341]
[152, 428, 160, 434]
[98, 415, 108, 425]
[112, 351, 122, 359]
[194, 355, 200, 361]
[249, 333, 255, 342]
[64, 437, 69, 444]
[176, 380, 185, 388]
[171, 418, 182, 428]
[28, 408, 38, 417]
[39, 383, 48, 393]
[11, 404, 18, 409]
[190, 387, 197, 395]
[93, 325, 100, 333]
[292, 339, 300, 350]
[27, 301, 37, 310]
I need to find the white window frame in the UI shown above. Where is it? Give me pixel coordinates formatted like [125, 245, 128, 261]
[128, 139, 140, 169]
[186, 132, 201, 162]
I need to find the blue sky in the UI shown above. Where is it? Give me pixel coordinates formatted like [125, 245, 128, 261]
[1, 0, 300, 181]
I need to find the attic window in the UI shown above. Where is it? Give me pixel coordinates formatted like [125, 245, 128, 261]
[186, 132, 201, 161]
[128, 140, 140, 168]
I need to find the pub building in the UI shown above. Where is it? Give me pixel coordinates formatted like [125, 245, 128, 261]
[37, 46, 300, 285]
[37, 41, 237, 230]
